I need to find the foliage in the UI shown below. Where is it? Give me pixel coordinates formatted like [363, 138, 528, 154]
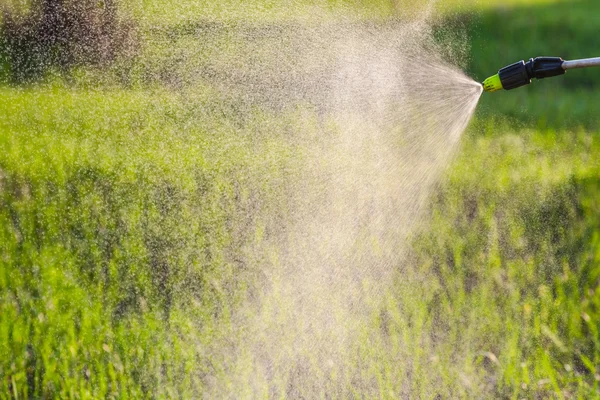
[0, 0, 136, 83]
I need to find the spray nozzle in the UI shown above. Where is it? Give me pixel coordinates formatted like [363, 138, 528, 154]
[482, 57, 565, 93]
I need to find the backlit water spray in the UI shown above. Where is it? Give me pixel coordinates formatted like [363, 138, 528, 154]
[181, 13, 484, 398]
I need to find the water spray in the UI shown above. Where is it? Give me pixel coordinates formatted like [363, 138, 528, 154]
[482, 56, 600, 92]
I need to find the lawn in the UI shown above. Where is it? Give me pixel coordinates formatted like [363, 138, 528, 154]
[2, 0, 600, 398]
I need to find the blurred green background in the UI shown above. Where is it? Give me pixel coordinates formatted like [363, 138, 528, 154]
[1, 0, 600, 398]
[468, 0, 600, 129]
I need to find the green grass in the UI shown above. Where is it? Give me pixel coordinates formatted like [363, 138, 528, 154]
[0, 87, 302, 397]
[3, 0, 600, 398]
[405, 128, 600, 397]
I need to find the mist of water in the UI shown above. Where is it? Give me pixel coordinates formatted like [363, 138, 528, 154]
[182, 13, 484, 398]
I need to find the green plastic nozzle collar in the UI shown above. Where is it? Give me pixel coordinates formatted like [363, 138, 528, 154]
[483, 74, 503, 92]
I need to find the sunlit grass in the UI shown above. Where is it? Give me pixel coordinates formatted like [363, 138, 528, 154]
[2, 0, 600, 397]
[2, 84, 600, 398]
[0, 86, 300, 398]
[124, 0, 572, 26]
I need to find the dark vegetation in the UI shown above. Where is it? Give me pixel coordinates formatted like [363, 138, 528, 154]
[0, 0, 136, 82]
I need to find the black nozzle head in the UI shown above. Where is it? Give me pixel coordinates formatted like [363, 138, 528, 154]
[498, 57, 565, 91]
[498, 60, 531, 90]
[529, 56, 566, 79]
